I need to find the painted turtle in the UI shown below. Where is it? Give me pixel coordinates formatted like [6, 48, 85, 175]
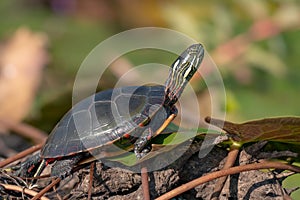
[18, 44, 204, 179]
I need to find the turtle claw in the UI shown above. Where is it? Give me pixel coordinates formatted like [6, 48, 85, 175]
[134, 137, 152, 160]
[135, 146, 151, 160]
[134, 128, 153, 159]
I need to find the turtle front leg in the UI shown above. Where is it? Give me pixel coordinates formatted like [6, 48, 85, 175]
[134, 128, 153, 159]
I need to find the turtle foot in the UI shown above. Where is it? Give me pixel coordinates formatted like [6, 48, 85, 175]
[51, 155, 82, 179]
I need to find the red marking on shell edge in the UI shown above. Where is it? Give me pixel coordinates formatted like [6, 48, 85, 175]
[46, 158, 58, 165]
[123, 133, 131, 139]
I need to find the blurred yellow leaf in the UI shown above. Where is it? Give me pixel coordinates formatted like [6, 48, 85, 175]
[0, 28, 48, 132]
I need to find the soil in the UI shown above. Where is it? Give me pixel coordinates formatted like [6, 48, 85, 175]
[0, 136, 295, 200]
[37, 142, 293, 200]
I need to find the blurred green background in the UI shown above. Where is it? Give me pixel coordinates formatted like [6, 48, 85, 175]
[1, 0, 300, 133]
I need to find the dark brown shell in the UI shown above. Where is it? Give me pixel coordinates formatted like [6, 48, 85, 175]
[41, 85, 168, 158]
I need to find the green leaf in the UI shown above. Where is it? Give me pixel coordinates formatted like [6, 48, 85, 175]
[153, 128, 212, 146]
[282, 173, 300, 200]
[205, 116, 300, 144]
[106, 123, 222, 166]
[107, 152, 137, 166]
[291, 190, 300, 200]
[283, 174, 300, 189]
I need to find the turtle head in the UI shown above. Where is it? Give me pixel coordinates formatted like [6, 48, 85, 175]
[164, 43, 204, 105]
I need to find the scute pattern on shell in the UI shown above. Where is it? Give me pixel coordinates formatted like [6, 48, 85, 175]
[41, 85, 166, 158]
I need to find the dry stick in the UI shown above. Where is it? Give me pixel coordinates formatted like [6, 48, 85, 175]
[0, 120, 47, 144]
[141, 166, 150, 200]
[0, 143, 43, 168]
[0, 183, 49, 200]
[88, 162, 95, 200]
[52, 178, 63, 200]
[155, 161, 300, 200]
[31, 177, 61, 200]
[211, 148, 240, 200]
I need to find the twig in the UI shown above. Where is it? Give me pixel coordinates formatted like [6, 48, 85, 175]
[155, 161, 300, 200]
[141, 166, 150, 200]
[0, 143, 43, 168]
[88, 162, 95, 200]
[211, 148, 240, 200]
[52, 177, 63, 200]
[0, 120, 47, 144]
[0, 183, 49, 200]
[31, 177, 61, 200]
